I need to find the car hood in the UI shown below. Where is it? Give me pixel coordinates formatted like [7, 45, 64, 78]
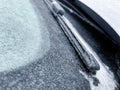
[79, 0, 120, 37]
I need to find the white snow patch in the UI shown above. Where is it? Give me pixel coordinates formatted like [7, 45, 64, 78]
[0, 0, 50, 72]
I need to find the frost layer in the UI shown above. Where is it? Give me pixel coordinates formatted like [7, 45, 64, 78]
[0, 0, 50, 72]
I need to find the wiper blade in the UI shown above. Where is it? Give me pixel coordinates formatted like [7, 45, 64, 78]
[43, 0, 100, 73]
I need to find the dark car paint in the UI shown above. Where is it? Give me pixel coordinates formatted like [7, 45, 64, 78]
[69, 0, 120, 46]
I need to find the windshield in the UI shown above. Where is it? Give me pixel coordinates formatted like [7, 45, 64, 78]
[0, 0, 92, 90]
[0, 0, 119, 90]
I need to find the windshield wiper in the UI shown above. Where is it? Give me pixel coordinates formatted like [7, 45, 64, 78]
[59, 0, 120, 79]
[43, 0, 100, 74]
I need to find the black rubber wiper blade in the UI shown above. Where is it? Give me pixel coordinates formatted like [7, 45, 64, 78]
[43, 0, 100, 73]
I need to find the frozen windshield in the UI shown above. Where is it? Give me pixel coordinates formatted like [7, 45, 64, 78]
[79, 0, 120, 36]
[0, 0, 50, 72]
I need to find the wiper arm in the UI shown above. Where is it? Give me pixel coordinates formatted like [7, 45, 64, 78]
[58, 0, 104, 34]
[43, 0, 100, 73]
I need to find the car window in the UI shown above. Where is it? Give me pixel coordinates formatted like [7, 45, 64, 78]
[0, 0, 91, 90]
[0, 0, 119, 90]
